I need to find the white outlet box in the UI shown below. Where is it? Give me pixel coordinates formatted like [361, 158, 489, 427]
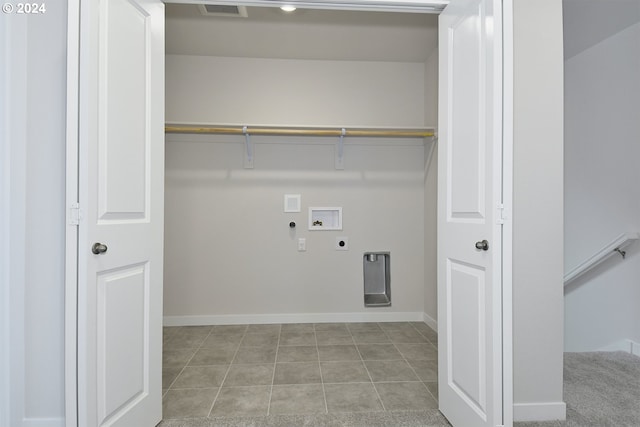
[309, 207, 342, 230]
[336, 237, 349, 251]
[298, 238, 306, 252]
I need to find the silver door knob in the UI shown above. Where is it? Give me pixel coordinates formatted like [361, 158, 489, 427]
[92, 243, 108, 254]
[475, 240, 489, 251]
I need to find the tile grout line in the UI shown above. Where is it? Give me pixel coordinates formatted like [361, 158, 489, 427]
[161, 327, 179, 399]
[385, 322, 438, 403]
[394, 323, 433, 386]
[412, 321, 439, 347]
[409, 323, 440, 404]
[206, 325, 248, 418]
[422, 380, 438, 403]
[322, 380, 421, 385]
[266, 324, 282, 416]
[164, 325, 214, 391]
[314, 324, 330, 415]
[383, 323, 438, 410]
[356, 323, 387, 412]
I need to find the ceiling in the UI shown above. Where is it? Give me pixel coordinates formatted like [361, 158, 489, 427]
[563, 0, 640, 59]
[165, 4, 439, 62]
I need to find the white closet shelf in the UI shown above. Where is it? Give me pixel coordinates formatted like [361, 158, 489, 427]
[165, 124, 436, 138]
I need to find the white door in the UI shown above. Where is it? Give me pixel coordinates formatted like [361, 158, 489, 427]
[77, 0, 164, 425]
[437, 0, 504, 426]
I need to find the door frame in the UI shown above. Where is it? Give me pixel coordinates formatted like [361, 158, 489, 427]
[65, 2, 81, 427]
[1, 11, 28, 427]
[64, 1, 513, 426]
[502, 0, 514, 423]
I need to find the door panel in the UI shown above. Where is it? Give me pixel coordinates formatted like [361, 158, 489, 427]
[99, 0, 151, 220]
[438, 0, 503, 426]
[78, 0, 164, 426]
[97, 264, 148, 423]
[449, 260, 485, 413]
[448, 6, 485, 219]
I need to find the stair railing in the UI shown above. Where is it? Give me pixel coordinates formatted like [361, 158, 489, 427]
[564, 232, 639, 286]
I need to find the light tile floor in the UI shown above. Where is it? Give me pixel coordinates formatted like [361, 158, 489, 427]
[162, 321, 438, 421]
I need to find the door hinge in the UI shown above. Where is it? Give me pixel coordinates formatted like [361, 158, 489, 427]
[496, 203, 506, 225]
[69, 202, 82, 225]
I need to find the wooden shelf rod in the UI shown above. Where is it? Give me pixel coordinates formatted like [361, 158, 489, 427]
[165, 125, 435, 138]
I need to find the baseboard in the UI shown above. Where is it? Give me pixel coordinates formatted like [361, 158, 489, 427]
[164, 311, 425, 326]
[513, 401, 566, 422]
[422, 312, 437, 332]
[22, 418, 65, 427]
[598, 339, 640, 357]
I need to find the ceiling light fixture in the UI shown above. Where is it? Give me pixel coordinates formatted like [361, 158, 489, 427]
[280, 5, 297, 12]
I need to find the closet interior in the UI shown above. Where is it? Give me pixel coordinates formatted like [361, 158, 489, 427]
[163, 4, 440, 328]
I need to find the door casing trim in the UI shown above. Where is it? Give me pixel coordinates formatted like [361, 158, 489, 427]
[63, 2, 514, 426]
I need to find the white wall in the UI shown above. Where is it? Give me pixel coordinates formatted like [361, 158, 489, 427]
[2, 5, 67, 427]
[166, 55, 426, 127]
[423, 48, 438, 328]
[564, 14, 640, 352]
[563, 0, 640, 60]
[0, 10, 7, 422]
[424, 48, 438, 128]
[24, 6, 67, 423]
[0, 11, 26, 427]
[164, 135, 426, 322]
[164, 53, 431, 323]
[512, 0, 566, 421]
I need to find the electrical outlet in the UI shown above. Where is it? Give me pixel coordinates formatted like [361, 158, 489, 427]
[336, 237, 349, 251]
[298, 238, 306, 252]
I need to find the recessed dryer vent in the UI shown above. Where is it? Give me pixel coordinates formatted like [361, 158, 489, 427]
[363, 252, 391, 307]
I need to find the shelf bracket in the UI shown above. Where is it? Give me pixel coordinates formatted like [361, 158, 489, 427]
[335, 128, 345, 170]
[243, 126, 254, 169]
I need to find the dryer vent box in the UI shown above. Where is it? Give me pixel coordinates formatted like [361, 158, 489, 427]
[363, 252, 391, 307]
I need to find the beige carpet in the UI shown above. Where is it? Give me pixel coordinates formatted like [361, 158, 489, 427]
[516, 351, 640, 427]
